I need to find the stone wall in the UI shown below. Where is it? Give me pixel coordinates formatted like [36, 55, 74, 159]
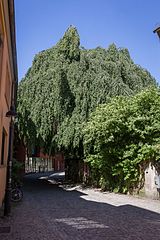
[144, 163, 160, 199]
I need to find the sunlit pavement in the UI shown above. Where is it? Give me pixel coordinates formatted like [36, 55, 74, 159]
[0, 172, 160, 240]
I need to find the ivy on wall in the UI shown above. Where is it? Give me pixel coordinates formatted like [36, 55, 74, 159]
[83, 88, 160, 193]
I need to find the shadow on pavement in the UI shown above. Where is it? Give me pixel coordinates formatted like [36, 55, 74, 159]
[0, 172, 160, 240]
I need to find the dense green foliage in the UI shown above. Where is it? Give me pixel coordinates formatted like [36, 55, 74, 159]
[12, 159, 24, 184]
[83, 88, 160, 193]
[17, 26, 156, 160]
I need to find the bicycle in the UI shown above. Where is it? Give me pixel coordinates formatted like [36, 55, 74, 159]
[11, 182, 23, 202]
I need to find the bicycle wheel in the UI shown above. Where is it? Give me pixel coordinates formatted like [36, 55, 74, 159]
[11, 188, 23, 202]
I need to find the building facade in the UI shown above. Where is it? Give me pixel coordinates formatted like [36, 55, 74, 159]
[0, 0, 17, 208]
[25, 147, 65, 173]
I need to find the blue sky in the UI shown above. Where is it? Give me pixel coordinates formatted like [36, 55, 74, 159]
[15, 0, 160, 83]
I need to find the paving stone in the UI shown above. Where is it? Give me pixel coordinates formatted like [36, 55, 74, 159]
[0, 172, 160, 240]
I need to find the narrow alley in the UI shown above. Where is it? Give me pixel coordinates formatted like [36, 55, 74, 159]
[0, 172, 160, 240]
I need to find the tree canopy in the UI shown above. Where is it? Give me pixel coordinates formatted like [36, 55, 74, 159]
[17, 26, 157, 157]
[83, 87, 160, 193]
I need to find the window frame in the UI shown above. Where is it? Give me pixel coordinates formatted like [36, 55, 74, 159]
[1, 127, 7, 166]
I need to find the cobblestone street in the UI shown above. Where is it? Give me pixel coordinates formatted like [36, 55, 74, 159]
[0, 172, 160, 240]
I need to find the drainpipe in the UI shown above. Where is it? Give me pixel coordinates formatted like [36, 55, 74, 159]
[4, 107, 16, 216]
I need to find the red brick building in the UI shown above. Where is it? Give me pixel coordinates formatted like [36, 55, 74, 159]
[25, 147, 65, 173]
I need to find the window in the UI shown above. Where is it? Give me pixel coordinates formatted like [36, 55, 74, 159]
[0, 6, 4, 59]
[0, 5, 4, 88]
[0, 32, 2, 47]
[5, 68, 11, 106]
[1, 128, 6, 165]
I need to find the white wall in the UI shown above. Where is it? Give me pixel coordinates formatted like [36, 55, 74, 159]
[144, 163, 160, 199]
